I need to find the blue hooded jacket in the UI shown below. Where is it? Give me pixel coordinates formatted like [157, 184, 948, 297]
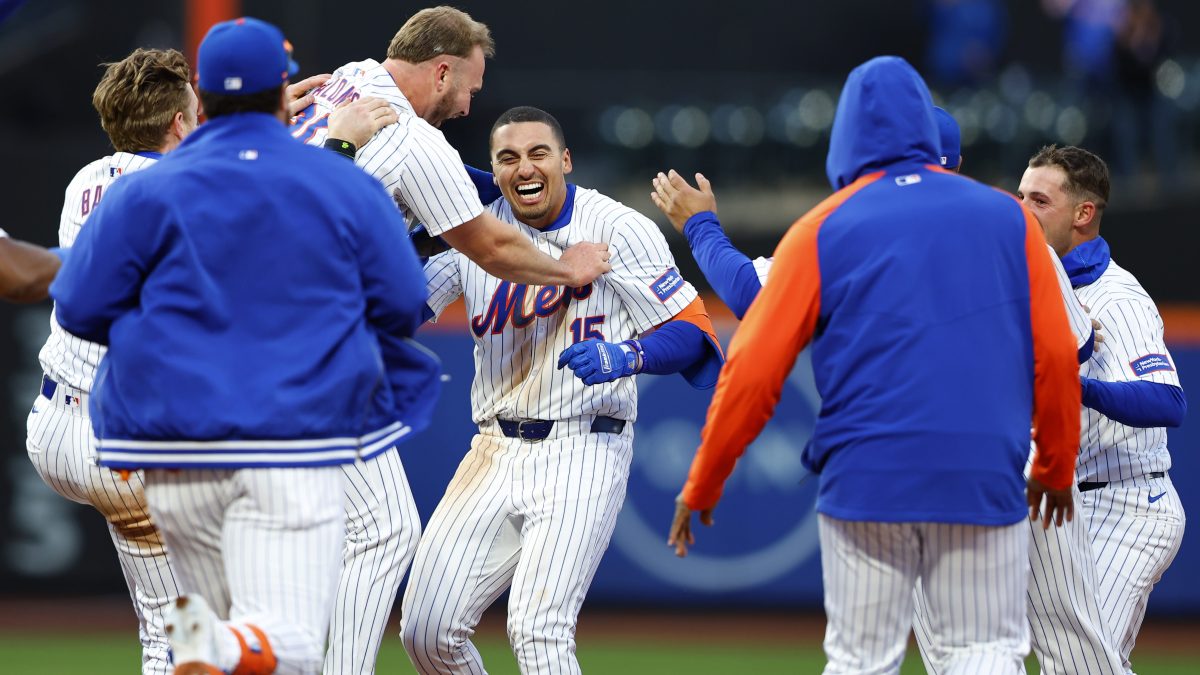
[51, 113, 439, 469]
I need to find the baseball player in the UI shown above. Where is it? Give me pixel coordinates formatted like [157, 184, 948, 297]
[0, 228, 63, 302]
[667, 56, 1081, 674]
[25, 45, 395, 675]
[1017, 145, 1186, 673]
[291, 9, 610, 673]
[399, 106, 722, 675]
[48, 18, 429, 675]
[27, 47, 196, 675]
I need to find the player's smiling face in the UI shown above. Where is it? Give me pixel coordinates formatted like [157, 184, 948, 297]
[491, 121, 573, 230]
[1017, 165, 1080, 257]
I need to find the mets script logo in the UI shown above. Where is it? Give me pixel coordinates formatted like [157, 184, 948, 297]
[609, 349, 822, 592]
[471, 281, 593, 337]
[1130, 353, 1174, 377]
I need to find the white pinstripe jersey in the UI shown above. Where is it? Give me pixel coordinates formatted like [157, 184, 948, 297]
[290, 58, 483, 234]
[753, 243, 1092, 346]
[425, 187, 698, 425]
[1075, 258, 1178, 483]
[38, 152, 158, 391]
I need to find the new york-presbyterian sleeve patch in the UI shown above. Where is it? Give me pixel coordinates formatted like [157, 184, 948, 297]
[1130, 353, 1174, 376]
[650, 268, 684, 302]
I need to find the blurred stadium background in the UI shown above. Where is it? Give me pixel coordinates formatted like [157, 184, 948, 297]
[1, 0, 1198, 672]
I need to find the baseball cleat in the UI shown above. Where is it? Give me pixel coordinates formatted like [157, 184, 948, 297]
[165, 595, 221, 674]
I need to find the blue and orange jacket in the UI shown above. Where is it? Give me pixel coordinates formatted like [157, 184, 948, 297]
[682, 57, 1080, 525]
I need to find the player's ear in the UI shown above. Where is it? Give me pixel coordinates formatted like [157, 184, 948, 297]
[434, 60, 451, 91]
[1075, 200, 1098, 229]
[562, 148, 573, 175]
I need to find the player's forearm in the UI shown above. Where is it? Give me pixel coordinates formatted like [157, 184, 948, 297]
[442, 216, 575, 286]
[636, 321, 710, 375]
[1081, 378, 1186, 428]
[0, 238, 61, 303]
[682, 212, 762, 319]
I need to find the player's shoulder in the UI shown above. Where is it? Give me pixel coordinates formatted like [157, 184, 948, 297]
[1089, 258, 1160, 313]
[572, 186, 659, 238]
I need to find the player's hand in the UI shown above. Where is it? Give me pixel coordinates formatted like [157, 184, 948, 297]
[1092, 318, 1105, 353]
[557, 339, 636, 385]
[558, 242, 611, 287]
[650, 169, 717, 234]
[285, 73, 331, 117]
[327, 97, 398, 149]
[667, 493, 714, 558]
[1027, 477, 1074, 529]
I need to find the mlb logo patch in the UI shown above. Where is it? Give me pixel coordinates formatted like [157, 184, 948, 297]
[895, 174, 922, 186]
[650, 268, 683, 302]
[224, 76, 243, 91]
[109, 167, 123, 177]
[1130, 353, 1174, 376]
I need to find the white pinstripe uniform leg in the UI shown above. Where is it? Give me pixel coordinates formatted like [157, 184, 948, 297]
[1082, 474, 1185, 673]
[325, 448, 421, 675]
[401, 426, 633, 675]
[820, 516, 1028, 675]
[26, 390, 178, 675]
[914, 476, 1123, 674]
[145, 466, 345, 675]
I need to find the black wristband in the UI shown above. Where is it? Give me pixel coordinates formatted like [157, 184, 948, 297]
[323, 137, 357, 159]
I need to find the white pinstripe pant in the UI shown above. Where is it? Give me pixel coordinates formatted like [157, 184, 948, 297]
[819, 515, 1029, 675]
[26, 386, 179, 675]
[915, 452, 1124, 675]
[324, 449, 422, 675]
[400, 425, 633, 675]
[1082, 473, 1185, 674]
[144, 466, 345, 675]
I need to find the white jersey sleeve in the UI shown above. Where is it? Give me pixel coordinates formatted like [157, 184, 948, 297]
[1048, 244, 1092, 350]
[424, 250, 463, 320]
[0, 228, 8, 238]
[752, 256, 773, 286]
[293, 59, 483, 236]
[606, 213, 698, 334]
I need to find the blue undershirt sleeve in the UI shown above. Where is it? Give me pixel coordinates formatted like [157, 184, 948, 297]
[639, 320, 723, 389]
[1080, 377, 1187, 428]
[682, 211, 762, 319]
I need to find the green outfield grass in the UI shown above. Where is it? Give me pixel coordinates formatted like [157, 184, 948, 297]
[1, 633, 1197, 674]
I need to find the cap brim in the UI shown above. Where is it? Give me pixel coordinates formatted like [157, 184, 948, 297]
[287, 57, 300, 77]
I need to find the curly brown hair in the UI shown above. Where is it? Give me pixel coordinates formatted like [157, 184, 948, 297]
[386, 6, 495, 64]
[92, 48, 193, 153]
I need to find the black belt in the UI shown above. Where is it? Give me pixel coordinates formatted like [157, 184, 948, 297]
[497, 416, 625, 441]
[1078, 471, 1164, 492]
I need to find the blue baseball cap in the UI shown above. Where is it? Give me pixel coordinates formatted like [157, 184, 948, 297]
[197, 17, 299, 95]
[933, 106, 961, 170]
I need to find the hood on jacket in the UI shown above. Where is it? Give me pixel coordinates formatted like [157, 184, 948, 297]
[825, 56, 940, 190]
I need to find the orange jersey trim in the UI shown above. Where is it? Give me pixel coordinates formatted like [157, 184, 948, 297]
[666, 296, 723, 359]
[1018, 200, 1083, 490]
[681, 172, 883, 511]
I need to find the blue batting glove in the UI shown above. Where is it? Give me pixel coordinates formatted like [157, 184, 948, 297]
[557, 339, 638, 386]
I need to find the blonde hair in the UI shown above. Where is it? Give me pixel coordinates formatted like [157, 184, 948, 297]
[386, 6, 494, 63]
[92, 48, 192, 153]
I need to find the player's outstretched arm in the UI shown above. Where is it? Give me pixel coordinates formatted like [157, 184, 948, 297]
[651, 170, 764, 319]
[556, 297, 724, 388]
[440, 211, 610, 287]
[0, 233, 62, 303]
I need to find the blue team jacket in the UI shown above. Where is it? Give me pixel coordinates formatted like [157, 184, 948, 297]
[684, 57, 1080, 524]
[51, 113, 439, 469]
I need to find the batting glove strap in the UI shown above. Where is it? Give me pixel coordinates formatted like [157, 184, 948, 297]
[620, 339, 645, 374]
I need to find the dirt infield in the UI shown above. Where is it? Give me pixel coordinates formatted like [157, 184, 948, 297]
[2, 596, 1197, 657]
